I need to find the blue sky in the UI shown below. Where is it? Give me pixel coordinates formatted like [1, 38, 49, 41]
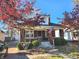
[34, 0, 74, 23]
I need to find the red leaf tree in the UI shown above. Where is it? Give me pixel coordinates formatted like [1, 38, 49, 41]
[61, 4, 79, 31]
[0, 0, 44, 30]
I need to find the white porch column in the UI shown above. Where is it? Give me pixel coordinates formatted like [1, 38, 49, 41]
[64, 31, 73, 41]
[55, 29, 60, 37]
[45, 31, 48, 38]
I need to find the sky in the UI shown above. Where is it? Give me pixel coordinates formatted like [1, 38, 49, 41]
[34, 0, 74, 23]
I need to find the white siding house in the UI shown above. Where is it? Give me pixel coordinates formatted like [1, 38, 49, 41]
[9, 15, 78, 42]
[12, 25, 77, 42]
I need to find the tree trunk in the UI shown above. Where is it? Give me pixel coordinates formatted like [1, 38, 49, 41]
[48, 32, 55, 48]
[20, 29, 25, 42]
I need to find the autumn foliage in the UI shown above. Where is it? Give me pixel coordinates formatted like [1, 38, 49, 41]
[61, 5, 79, 31]
[0, 0, 21, 20]
[0, 0, 44, 29]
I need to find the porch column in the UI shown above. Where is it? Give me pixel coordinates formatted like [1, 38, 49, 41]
[59, 29, 64, 38]
[45, 30, 48, 38]
[55, 29, 60, 37]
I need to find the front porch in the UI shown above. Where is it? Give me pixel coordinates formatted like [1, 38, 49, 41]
[19, 26, 53, 42]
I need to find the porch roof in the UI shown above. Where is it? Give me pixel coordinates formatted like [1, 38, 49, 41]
[22, 26, 53, 31]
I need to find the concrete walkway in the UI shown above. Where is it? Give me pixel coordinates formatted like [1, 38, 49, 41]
[8, 48, 18, 53]
[4, 41, 28, 59]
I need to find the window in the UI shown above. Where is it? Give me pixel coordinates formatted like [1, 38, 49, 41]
[34, 31, 42, 37]
[26, 34, 29, 37]
[25, 31, 29, 37]
[38, 31, 41, 36]
[25, 31, 34, 38]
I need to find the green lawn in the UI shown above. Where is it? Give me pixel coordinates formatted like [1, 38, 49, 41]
[68, 52, 79, 59]
[48, 56, 64, 59]
[33, 55, 64, 59]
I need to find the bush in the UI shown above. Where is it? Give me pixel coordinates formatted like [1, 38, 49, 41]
[54, 37, 67, 46]
[0, 41, 4, 51]
[16, 42, 25, 50]
[16, 40, 40, 50]
[27, 42, 33, 49]
[32, 40, 40, 47]
[26, 39, 29, 42]
[0, 45, 4, 51]
[27, 40, 40, 49]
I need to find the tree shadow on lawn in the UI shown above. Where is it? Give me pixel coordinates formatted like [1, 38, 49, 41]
[55, 42, 79, 54]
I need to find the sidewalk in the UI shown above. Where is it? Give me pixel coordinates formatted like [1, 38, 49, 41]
[8, 48, 18, 53]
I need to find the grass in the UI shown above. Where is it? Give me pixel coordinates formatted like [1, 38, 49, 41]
[55, 43, 79, 54]
[48, 56, 64, 59]
[33, 55, 64, 59]
[68, 52, 79, 59]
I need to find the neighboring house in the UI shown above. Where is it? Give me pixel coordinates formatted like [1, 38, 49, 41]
[0, 31, 5, 41]
[50, 23, 79, 41]
[0, 30, 13, 42]
[50, 24, 73, 41]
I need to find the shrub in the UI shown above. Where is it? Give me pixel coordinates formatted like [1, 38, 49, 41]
[27, 40, 41, 49]
[16, 42, 24, 50]
[26, 39, 29, 42]
[32, 40, 40, 47]
[0, 41, 4, 51]
[27, 42, 33, 49]
[54, 37, 67, 46]
[0, 45, 4, 51]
